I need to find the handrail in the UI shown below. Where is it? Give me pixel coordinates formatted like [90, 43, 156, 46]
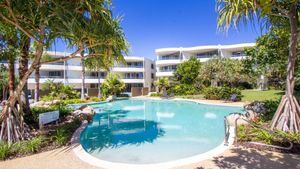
[224, 116, 230, 145]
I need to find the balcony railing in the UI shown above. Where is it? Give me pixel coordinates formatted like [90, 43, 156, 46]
[123, 77, 144, 79]
[231, 54, 246, 58]
[114, 65, 143, 68]
[159, 69, 176, 72]
[158, 56, 180, 60]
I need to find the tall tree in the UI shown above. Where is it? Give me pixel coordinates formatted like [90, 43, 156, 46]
[0, 0, 128, 142]
[174, 57, 201, 84]
[80, 49, 86, 100]
[19, 34, 31, 113]
[217, 0, 300, 132]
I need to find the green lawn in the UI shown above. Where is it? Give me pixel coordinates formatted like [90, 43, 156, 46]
[241, 89, 300, 102]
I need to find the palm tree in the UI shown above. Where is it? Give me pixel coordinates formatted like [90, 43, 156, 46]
[102, 73, 125, 98]
[217, 0, 299, 132]
[155, 78, 169, 97]
[0, 0, 128, 142]
[80, 49, 86, 100]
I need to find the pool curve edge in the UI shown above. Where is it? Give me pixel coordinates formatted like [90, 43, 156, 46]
[71, 99, 237, 169]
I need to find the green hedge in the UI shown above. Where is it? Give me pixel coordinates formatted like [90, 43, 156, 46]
[25, 104, 74, 125]
[171, 84, 199, 95]
[202, 86, 242, 101]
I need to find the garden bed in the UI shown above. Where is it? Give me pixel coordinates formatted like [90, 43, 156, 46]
[0, 116, 82, 161]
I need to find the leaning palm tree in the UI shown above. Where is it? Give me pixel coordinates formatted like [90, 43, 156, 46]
[217, 0, 299, 132]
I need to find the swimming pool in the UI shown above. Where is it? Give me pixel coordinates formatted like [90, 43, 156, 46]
[80, 99, 243, 164]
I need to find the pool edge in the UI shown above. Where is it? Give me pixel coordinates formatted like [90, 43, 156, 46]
[71, 118, 236, 169]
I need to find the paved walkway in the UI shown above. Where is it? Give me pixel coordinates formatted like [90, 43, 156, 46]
[1, 145, 299, 169]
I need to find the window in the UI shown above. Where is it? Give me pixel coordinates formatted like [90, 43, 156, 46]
[196, 50, 218, 58]
[49, 71, 62, 77]
[90, 84, 99, 89]
[232, 51, 245, 57]
[91, 72, 98, 77]
[151, 73, 154, 79]
[151, 64, 154, 69]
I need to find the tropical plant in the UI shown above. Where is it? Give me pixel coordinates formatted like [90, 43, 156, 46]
[202, 86, 242, 101]
[199, 57, 252, 87]
[0, 64, 8, 100]
[173, 57, 201, 84]
[217, 0, 300, 132]
[154, 77, 169, 97]
[101, 73, 125, 98]
[0, 0, 128, 142]
[243, 27, 300, 89]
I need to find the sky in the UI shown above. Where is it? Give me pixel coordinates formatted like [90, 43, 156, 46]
[51, 0, 263, 60]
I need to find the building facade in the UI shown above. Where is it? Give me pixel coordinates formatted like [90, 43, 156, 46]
[25, 52, 156, 97]
[155, 43, 255, 78]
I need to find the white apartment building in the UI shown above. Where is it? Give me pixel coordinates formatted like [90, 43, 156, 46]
[25, 51, 156, 97]
[155, 43, 255, 78]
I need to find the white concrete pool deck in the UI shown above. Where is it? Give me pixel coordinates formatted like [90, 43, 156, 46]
[1, 98, 300, 169]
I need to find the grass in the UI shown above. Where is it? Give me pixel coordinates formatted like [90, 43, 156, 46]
[241, 89, 300, 102]
[241, 90, 284, 102]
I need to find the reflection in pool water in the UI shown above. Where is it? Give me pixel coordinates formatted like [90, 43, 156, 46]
[80, 99, 243, 164]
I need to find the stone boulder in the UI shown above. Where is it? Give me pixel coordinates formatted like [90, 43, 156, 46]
[73, 105, 95, 122]
[226, 113, 249, 126]
[30, 100, 60, 108]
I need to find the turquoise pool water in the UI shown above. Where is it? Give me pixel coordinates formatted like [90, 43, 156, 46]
[80, 99, 243, 164]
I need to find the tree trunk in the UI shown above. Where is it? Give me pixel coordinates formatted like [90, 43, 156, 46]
[98, 71, 101, 99]
[19, 36, 31, 113]
[271, 4, 300, 133]
[34, 65, 40, 102]
[80, 51, 85, 100]
[0, 38, 44, 142]
[8, 57, 15, 96]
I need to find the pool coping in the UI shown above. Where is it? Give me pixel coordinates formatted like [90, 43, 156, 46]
[71, 99, 237, 169]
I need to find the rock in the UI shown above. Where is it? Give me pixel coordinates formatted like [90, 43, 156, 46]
[75, 106, 95, 122]
[106, 95, 116, 102]
[245, 110, 260, 122]
[72, 110, 82, 116]
[226, 113, 249, 126]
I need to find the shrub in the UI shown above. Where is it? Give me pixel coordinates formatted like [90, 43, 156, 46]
[25, 103, 73, 125]
[237, 124, 300, 145]
[202, 86, 242, 101]
[20, 136, 45, 153]
[61, 99, 86, 105]
[117, 93, 130, 97]
[260, 100, 280, 122]
[25, 106, 57, 124]
[171, 84, 199, 95]
[89, 97, 102, 102]
[0, 142, 12, 160]
[52, 118, 81, 146]
[150, 93, 163, 97]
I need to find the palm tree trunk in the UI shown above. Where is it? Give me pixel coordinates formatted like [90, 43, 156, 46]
[80, 51, 85, 100]
[98, 71, 101, 99]
[19, 36, 31, 113]
[34, 65, 40, 102]
[271, 4, 300, 132]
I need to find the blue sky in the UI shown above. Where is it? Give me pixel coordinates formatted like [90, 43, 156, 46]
[51, 0, 263, 60]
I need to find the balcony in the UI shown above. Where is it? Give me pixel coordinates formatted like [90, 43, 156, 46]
[156, 72, 174, 77]
[156, 59, 182, 66]
[159, 69, 176, 72]
[158, 56, 180, 60]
